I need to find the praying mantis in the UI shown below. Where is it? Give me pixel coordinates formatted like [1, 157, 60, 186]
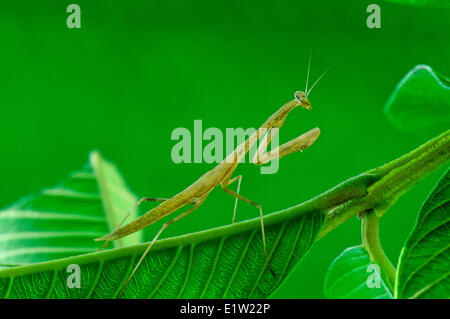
[95, 57, 331, 296]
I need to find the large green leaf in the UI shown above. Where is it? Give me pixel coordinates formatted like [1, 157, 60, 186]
[395, 168, 450, 298]
[384, 65, 450, 131]
[385, 0, 450, 7]
[0, 152, 141, 264]
[0, 153, 325, 299]
[324, 246, 392, 299]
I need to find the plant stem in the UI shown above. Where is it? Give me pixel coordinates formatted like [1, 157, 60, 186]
[361, 210, 396, 293]
[319, 130, 450, 237]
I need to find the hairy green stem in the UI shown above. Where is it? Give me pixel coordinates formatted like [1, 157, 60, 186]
[319, 130, 450, 237]
[361, 210, 396, 293]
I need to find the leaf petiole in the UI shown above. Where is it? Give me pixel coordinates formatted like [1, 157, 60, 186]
[361, 210, 396, 293]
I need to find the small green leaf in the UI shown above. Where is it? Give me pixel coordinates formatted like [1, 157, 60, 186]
[395, 168, 450, 299]
[0, 153, 325, 298]
[384, 65, 450, 131]
[384, 0, 450, 7]
[324, 246, 392, 299]
[0, 151, 141, 264]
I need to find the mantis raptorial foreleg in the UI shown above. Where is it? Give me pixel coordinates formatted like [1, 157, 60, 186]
[118, 196, 206, 297]
[99, 197, 169, 251]
[253, 127, 320, 165]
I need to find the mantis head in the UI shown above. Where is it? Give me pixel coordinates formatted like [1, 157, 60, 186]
[295, 91, 312, 110]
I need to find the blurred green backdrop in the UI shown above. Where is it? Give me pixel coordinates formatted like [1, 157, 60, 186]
[0, 0, 448, 298]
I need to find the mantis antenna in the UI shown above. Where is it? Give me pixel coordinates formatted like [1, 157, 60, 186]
[305, 49, 313, 93]
[306, 60, 340, 97]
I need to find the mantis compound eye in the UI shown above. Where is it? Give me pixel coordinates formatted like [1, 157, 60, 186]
[295, 91, 312, 110]
[295, 91, 306, 102]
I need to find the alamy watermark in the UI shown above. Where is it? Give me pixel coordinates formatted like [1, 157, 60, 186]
[366, 264, 382, 289]
[171, 120, 280, 174]
[366, 4, 381, 29]
[66, 4, 81, 29]
[66, 264, 81, 289]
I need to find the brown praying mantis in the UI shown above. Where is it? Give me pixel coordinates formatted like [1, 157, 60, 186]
[95, 57, 332, 296]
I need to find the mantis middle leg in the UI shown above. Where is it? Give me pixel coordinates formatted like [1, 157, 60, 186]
[226, 175, 243, 223]
[221, 177, 275, 276]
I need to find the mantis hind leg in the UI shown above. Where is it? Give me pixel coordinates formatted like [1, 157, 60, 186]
[117, 196, 206, 298]
[221, 181, 276, 277]
[98, 197, 169, 251]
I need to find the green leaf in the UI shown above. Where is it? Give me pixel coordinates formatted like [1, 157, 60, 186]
[384, 65, 450, 131]
[0, 153, 325, 298]
[0, 151, 141, 264]
[395, 168, 450, 299]
[324, 246, 392, 299]
[0, 209, 324, 299]
[384, 0, 450, 7]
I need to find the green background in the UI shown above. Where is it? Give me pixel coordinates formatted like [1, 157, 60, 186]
[0, 0, 448, 298]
